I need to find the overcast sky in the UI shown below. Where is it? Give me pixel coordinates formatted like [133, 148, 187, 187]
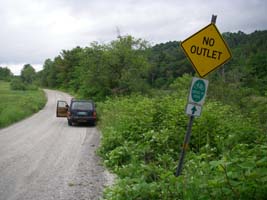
[1, 0, 266, 75]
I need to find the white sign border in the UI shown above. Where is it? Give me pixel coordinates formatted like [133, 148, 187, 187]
[188, 77, 209, 106]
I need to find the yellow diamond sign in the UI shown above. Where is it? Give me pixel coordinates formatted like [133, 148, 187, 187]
[181, 23, 232, 77]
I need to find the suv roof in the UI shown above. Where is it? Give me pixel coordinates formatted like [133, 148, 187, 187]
[70, 99, 94, 105]
[71, 98, 93, 102]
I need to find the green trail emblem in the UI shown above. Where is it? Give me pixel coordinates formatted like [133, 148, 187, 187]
[191, 80, 206, 102]
[189, 77, 208, 106]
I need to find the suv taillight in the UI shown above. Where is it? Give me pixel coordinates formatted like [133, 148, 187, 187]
[93, 111, 97, 118]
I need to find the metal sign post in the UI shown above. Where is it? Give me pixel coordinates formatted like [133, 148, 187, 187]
[175, 115, 194, 176]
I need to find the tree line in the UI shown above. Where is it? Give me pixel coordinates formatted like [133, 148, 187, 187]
[1, 30, 266, 100]
[38, 30, 267, 100]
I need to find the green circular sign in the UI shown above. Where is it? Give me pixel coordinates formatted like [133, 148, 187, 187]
[191, 80, 206, 102]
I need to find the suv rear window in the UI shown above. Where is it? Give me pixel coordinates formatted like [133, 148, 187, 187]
[71, 102, 93, 110]
[58, 101, 67, 107]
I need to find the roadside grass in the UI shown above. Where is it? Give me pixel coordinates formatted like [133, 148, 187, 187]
[0, 81, 47, 128]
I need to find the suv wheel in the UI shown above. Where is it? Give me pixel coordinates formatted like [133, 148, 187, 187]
[68, 120, 72, 126]
[90, 121, 96, 126]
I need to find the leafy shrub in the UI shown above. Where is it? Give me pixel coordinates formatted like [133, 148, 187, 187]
[10, 78, 26, 90]
[10, 77, 39, 91]
[240, 95, 267, 132]
[26, 84, 38, 90]
[98, 94, 267, 199]
[184, 144, 267, 200]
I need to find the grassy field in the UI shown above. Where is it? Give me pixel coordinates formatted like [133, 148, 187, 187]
[0, 81, 47, 128]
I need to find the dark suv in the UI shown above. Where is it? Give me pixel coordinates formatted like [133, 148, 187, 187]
[57, 99, 97, 126]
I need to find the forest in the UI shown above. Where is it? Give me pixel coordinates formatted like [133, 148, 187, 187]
[1, 29, 267, 199]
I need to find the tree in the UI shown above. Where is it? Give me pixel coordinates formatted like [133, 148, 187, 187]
[0, 67, 13, 81]
[57, 47, 83, 90]
[21, 64, 36, 84]
[77, 36, 151, 99]
[39, 59, 58, 88]
[106, 35, 150, 95]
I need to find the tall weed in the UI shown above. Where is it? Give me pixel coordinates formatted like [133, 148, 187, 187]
[98, 93, 267, 199]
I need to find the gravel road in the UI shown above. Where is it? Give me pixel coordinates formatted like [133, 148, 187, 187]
[0, 89, 114, 200]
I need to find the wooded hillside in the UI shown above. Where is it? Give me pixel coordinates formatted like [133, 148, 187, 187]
[36, 30, 267, 99]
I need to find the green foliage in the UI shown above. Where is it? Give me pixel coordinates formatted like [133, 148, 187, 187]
[21, 64, 36, 84]
[0, 67, 13, 81]
[9, 64, 38, 91]
[218, 30, 267, 94]
[169, 73, 192, 95]
[147, 41, 194, 88]
[39, 36, 150, 100]
[242, 51, 267, 93]
[239, 95, 267, 132]
[38, 31, 267, 100]
[39, 59, 58, 88]
[10, 77, 38, 91]
[10, 77, 27, 90]
[207, 76, 267, 133]
[0, 81, 46, 128]
[98, 93, 267, 200]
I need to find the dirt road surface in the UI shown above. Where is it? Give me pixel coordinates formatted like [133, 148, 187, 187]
[0, 89, 113, 200]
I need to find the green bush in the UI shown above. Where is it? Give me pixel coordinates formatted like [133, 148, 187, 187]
[10, 77, 39, 91]
[10, 78, 26, 90]
[98, 93, 267, 200]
